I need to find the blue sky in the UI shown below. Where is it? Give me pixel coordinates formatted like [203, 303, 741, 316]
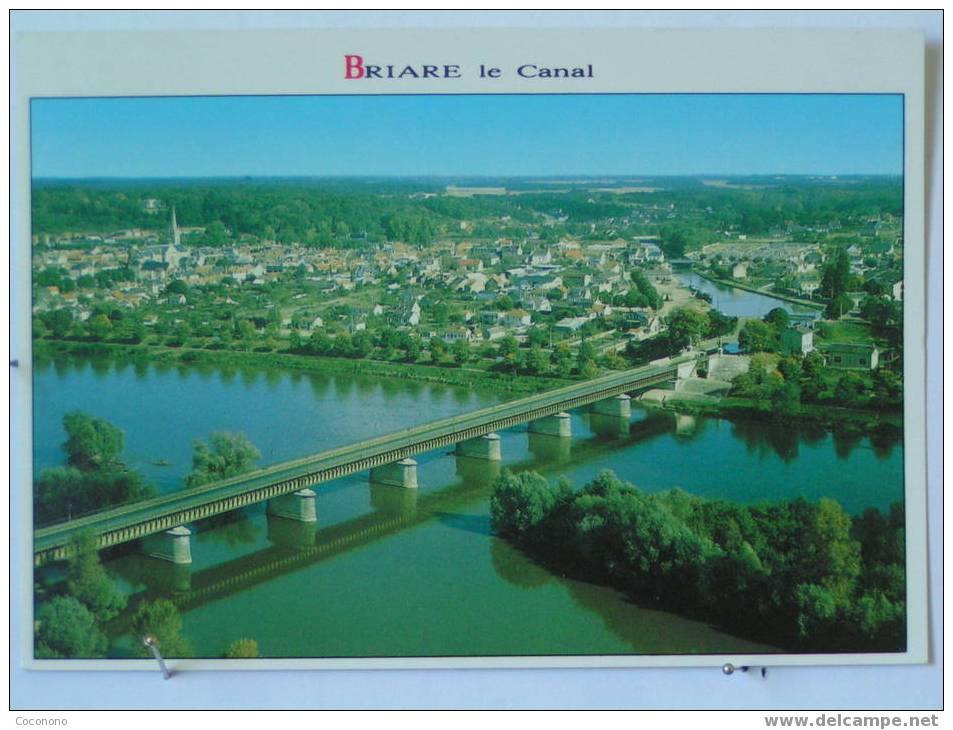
[30, 94, 903, 178]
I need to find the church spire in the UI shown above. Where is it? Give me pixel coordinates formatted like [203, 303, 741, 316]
[170, 206, 181, 247]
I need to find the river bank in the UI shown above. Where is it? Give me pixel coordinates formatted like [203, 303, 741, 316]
[34, 339, 901, 434]
[32, 339, 572, 395]
[643, 393, 903, 433]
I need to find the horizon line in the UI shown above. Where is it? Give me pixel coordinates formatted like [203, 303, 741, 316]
[32, 173, 903, 181]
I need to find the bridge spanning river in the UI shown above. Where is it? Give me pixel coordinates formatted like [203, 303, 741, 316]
[34, 356, 695, 564]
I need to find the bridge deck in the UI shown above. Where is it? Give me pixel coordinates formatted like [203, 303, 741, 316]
[33, 356, 691, 561]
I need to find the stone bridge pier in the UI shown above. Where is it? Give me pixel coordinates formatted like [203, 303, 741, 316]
[140, 525, 193, 565]
[528, 412, 572, 438]
[589, 394, 633, 438]
[34, 359, 692, 566]
[267, 488, 318, 522]
[370, 458, 419, 489]
[592, 394, 632, 419]
[455, 432, 502, 461]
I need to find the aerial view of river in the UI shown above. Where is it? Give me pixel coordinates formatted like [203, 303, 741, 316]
[32, 354, 903, 659]
[676, 271, 822, 320]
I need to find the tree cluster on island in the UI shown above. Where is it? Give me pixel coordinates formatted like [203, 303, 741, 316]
[490, 469, 905, 653]
[34, 412, 155, 525]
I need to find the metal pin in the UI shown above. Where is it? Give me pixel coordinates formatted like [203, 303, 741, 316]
[723, 663, 768, 679]
[142, 634, 171, 680]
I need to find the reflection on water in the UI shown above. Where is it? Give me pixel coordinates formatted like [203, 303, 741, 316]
[731, 418, 801, 463]
[490, 538, 552, 589]
[833, 428, 867, 461]
[527, 431, 572, 463]
[369, 483, 418, 516]
[111, 553, 192, 595]
[561, 578, 777, 655]
[674, 413, 702, 440]
[870, 426, 901, 459]
[266, 515, 318, 551]
[435, 511, 492, 538]
[194, 509, 262, 549]
[95, 406, 899, 658]
[35, 354, 902, 658]
[454, 455, 502, 488]
[587, 412, 631, 440]
[728, 418, 900, 465]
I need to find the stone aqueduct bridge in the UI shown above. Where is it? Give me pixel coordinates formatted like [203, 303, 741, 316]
[34, 356, 696, 565]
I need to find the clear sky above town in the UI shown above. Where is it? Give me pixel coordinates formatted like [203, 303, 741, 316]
[31, 94, 903, 178]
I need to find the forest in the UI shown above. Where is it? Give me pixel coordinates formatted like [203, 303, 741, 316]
[31, 176, 903, 248]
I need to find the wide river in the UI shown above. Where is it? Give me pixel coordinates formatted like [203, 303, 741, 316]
[33, 354, 903, 659]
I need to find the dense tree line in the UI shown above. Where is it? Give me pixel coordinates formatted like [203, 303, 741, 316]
[35, 265, 136, 292]
[860, 296, 903, 349]
[33, 178, 901, 247]
[490, 469, 905, 652]
[730, 354, 902, 414]
[652, 179, 902, 236]
[33, 182, 485, 245]
[621, 270, 663, 309]
[514, 193, 630, 222]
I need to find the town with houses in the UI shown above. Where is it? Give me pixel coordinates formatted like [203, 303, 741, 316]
[31, 180, 904, 397]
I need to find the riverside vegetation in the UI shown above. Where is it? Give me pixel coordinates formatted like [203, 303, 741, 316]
[34, 411, 264, 659]
[490, 469, 905, 653]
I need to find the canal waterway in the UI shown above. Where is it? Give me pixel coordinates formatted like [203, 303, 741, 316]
[32, 353, 903, 659]
[676, 271, 822, 320]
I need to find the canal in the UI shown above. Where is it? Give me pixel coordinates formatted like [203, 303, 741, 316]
[32, 353, 903, 659]
[676, 271, 822, 320]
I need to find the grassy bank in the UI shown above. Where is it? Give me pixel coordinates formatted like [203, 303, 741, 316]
[816, 320, 876, 345]
[33, 339, 573, 395]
